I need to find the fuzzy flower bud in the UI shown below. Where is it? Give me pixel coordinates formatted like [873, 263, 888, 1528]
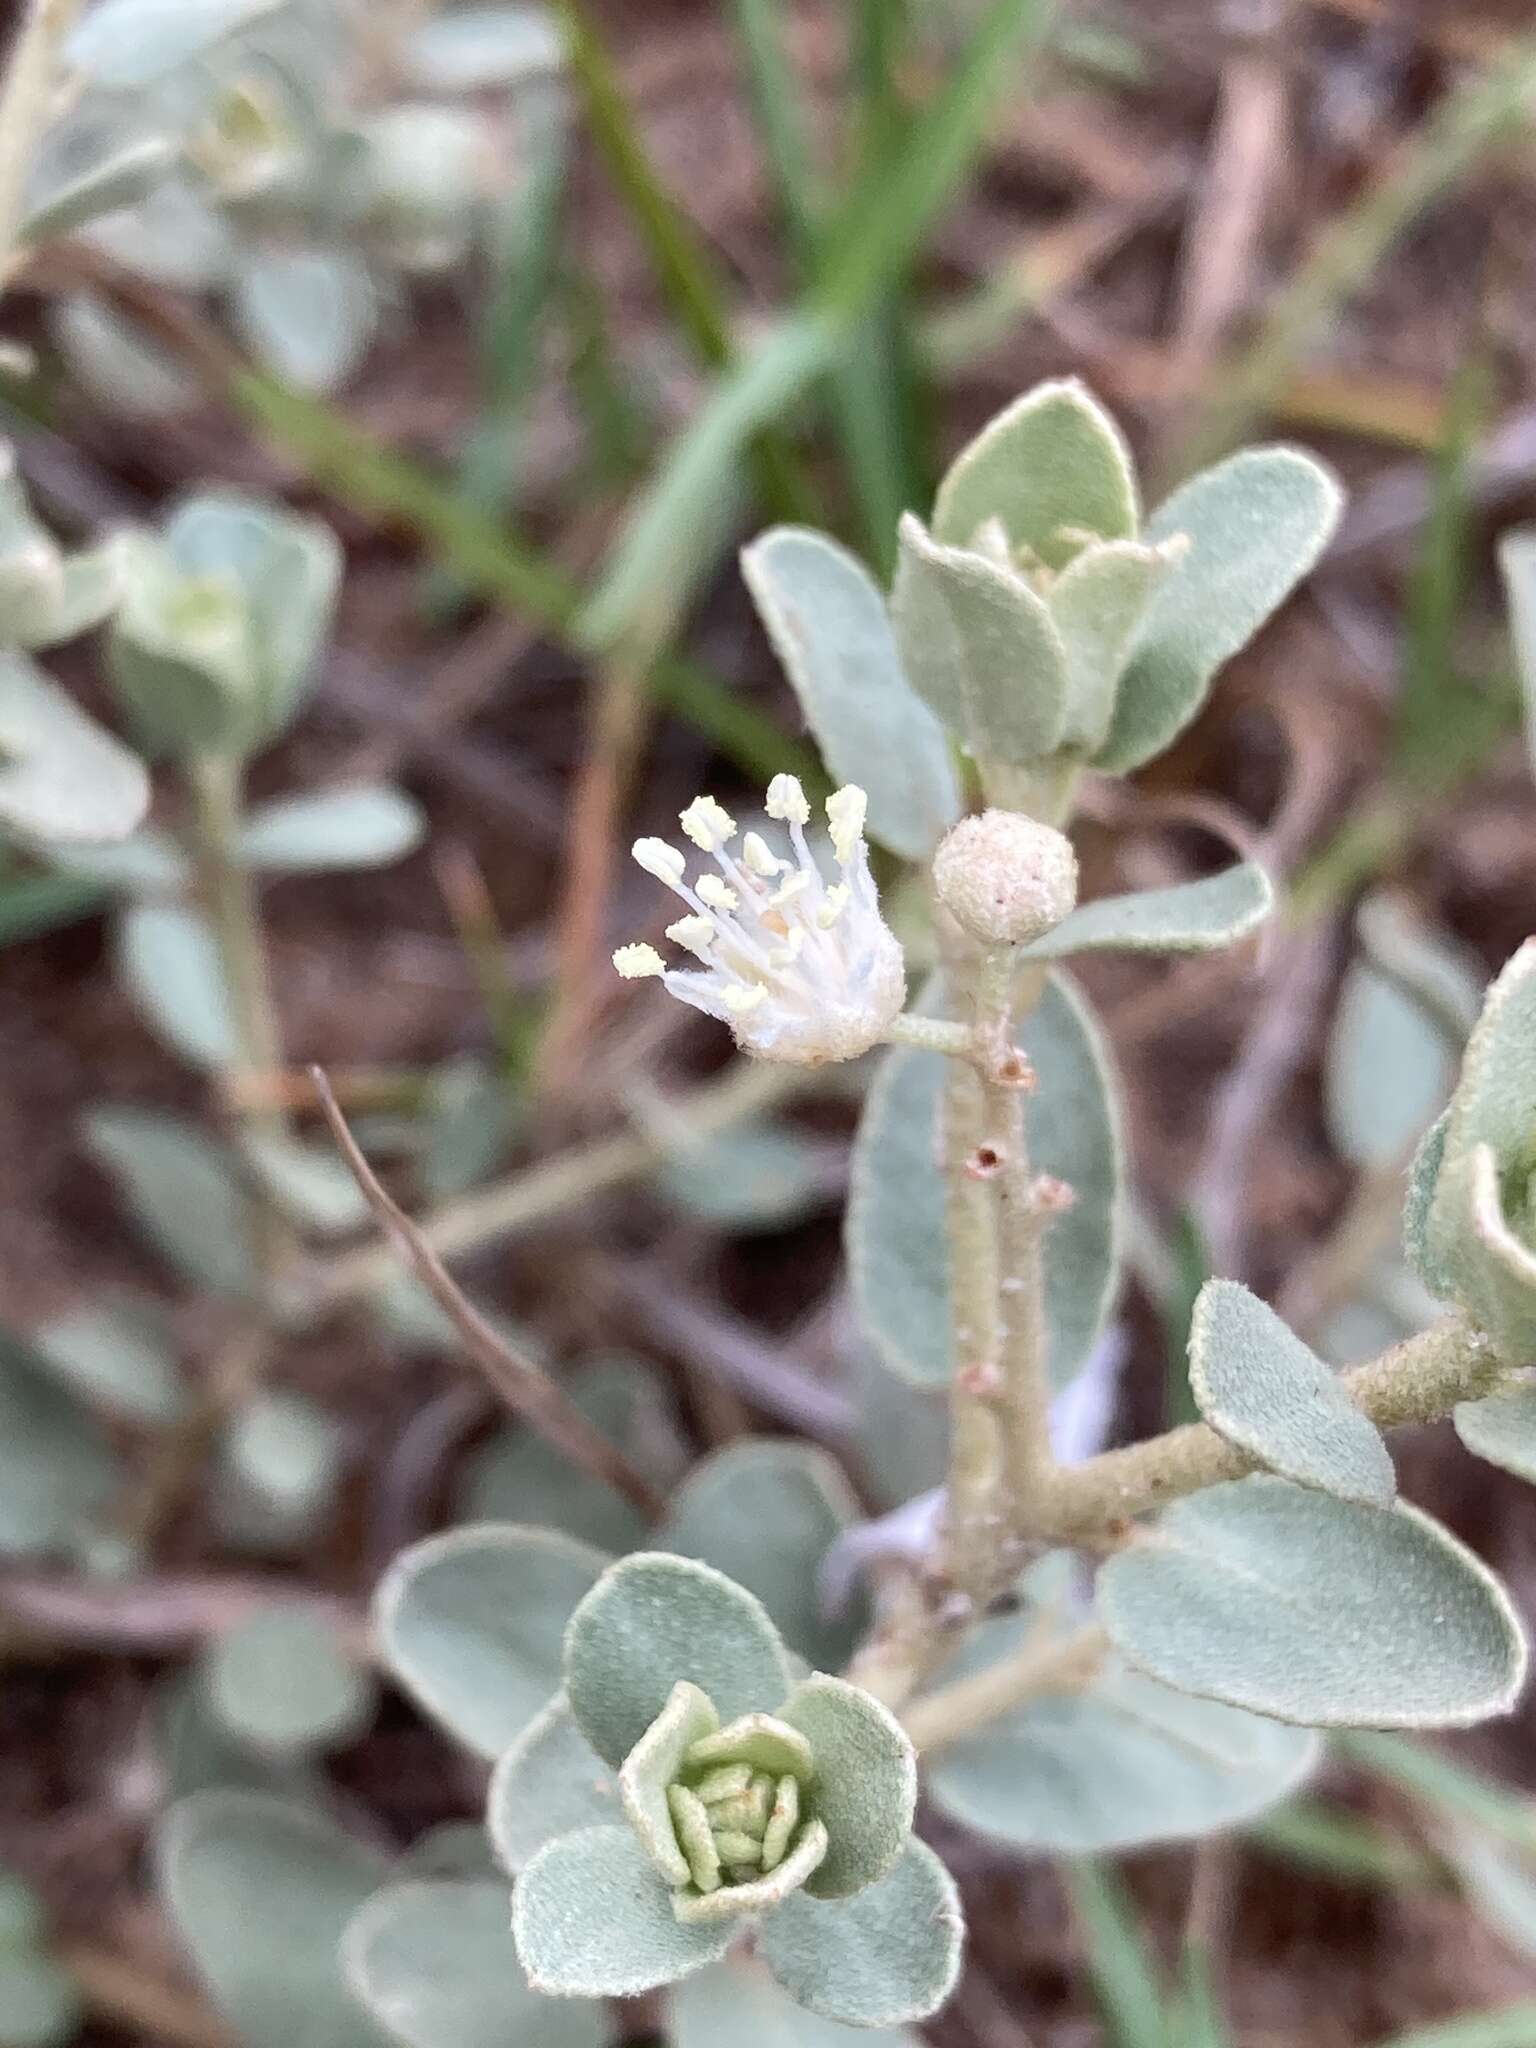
[933, 809, 1078, 946]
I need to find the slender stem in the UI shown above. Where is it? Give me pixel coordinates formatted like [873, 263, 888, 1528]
[311, 1067, 666, 1519]
[902, 1622, 1107, 1753]
[0, 0, 83, 287]
[880, 1012, 976, 1058]
[1033, 1315, 1501, 1540]
[186, 752, 285, 1116]
[289, 1054, 798, 1317]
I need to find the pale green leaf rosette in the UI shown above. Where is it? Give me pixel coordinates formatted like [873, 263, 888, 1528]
[502, 1554, 960, 2021]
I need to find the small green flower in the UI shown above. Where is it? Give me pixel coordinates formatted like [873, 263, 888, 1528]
[500, 1553, 963, 2028]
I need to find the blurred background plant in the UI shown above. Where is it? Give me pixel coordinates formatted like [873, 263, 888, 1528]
[4, 1, 1536, 2046]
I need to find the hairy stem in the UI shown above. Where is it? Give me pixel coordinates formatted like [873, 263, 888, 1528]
[901, 1622, 1107, 1753]
[0, 0, 83, 287]
[1033, 1314, 1501, 1540]
[187, 753, 286, 1120]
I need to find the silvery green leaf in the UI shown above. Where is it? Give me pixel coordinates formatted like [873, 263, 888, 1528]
[656, 1121, 834, 1233]
[1047, 537, 1183, 752]
[1096, 448, 1343, 774]
[422, 1056, 514, 1203]
[356, 106, 481, 272]
[21, 136, 177, 245]
[397, 1825, 500, 1882]
[486, 1693, 618, 1874]
[239, 784, 424, 873]
[0, 653, 148, 845]
[1020, 862, 1273, 961]
[0, 1333, 119, 1556]
[459, 1355, 682, 1556]
[0, 1870, 43, 1947]
[1327, 958, 1459, 1170]
[84, 174, 234, 291]
[33, 1296, 186, 1424]
[847, 972, 1122, 1393]
[564, 1553, 793, 1770]
[1431, 1151, 1536, 1361]
[45, 826, 188, 893]
[851, 1347, 949, 1512]
[376, 1525, 608, 1761]
[1356, 890, 1484, 1044]
[344, 1879, 611, 2048]
[931, 379, 1138, 567]
[83, 1106, 257, 1299]
[202, 1604, 376, 1756]
[739, 527, 959, 860]
[155, 1790, 391, 2048]
[0, 1949, 82, 2048]
[1456, 1386, 1536, 1484]
[163, 492, 342, 746]
[778, 1675, 916, 1898]
[229, 247, 378, 394]
[215, 1389, 344, 1552]
[241, 1131, 372, 1236]
[404, 5, 566, 90]
[1187, 1278, 1395, 1506]
[1430, 938, 1536, 1217]
[511, 1826, 733, 1997]
[28, 534, 133, 649]
[155, 1669, 316, 1802]
[116, 900, 239, 1070]
[49, 293, 199, 418]
[670, 1956, 923, 2048]
[1404, 1109, 1453, 1296]
[757, 1837, 963, 2028]
[66, 0, 284, 86]
[927, 1648, 1316, 1854]
[891, 514, 1069, 764]
[1098, 1474, 1527, 1729]
[660, 1440, 864, 1670]
[1498, 528, 1536, 782]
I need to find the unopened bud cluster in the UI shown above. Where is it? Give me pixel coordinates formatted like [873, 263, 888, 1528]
[932, 809, 1078, 946]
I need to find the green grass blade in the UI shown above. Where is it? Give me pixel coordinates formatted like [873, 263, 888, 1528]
[0, 866, 109, 946]
[1373, 2009, 1536, 2048]
[1174, 1941, 1232, 2048]
[1341, 1733, 1536, 1856]
[1248, 1799, 1442, 1891]
[727, 0, 821, 267]
[1063, 1859, 1170, 2048]
[585, 0, 1054, 648]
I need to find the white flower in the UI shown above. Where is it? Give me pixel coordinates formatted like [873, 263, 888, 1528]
[612, 776, 906, 1064]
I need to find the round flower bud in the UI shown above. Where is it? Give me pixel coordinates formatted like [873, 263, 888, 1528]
[932, 809, 1078, 946]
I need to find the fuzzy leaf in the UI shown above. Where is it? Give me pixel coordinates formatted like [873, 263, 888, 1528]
[240, 785, 425, 873]
[926, 1652, 1317, 1854]
[460, 1357, 680, 1556]
[564, 1553, 793, 1770]
[242, 1132, 373, 1236]
[659, 1441, 865, 1670]
[83, 1107, 258, 1299]
[1098, 1475, 1527, 1729]
[1327, 958, 1459, 1171]
[1096, 448, 1343, 773]
[778, 1676, 916, 1899]
[33, 1297, 186, 1425]
[230, 247, 378, 394]
[0, 652, 148, 846]
[657, 1122, 833, 1234]
[891, 514, 1069, 763]
[0, 1949, 82, 2048]
[848, 972, 1122, 1393]
[0, 1332, 119, 1556]
[50, 291, 200, 418]
[1434, 1146, 1536, 1362]
[1430, 939, 1536, 1223]
[344, 1879, 611, 2048]
[116, 901, 239, 1070]
[216, 1389, 344, 1553]
[1187, 1279, 1395, 1505]
[21, 135, 176, 246]
[1499, 528, 1536, 783]
[620, 1681, 719, 1886]
[512, 1826, 734, 1997]
[486, 1694, 618, 1874]
[670, 1955, 923, 2048]
[405, 6, 566, 89]
[758, 1837, 963, 2028]
[931, 379, 1138, 566]
[376, 1526, 608, 1761]
[203, 1604, 376, 1756]
[156, 1790, 391, 2048]
[1456, 1386, 1536, 1484]
[740, 528, 959, 860]
[66, 0, 282, 85]
[1047, 537, 1184, 751]
[1020, 863, 1273, 961]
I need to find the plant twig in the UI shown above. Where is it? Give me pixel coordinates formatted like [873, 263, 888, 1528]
[901, 1622, 1107, 1753]
[0, 0, 83, 287]
[309, 1065, 666, 1519]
